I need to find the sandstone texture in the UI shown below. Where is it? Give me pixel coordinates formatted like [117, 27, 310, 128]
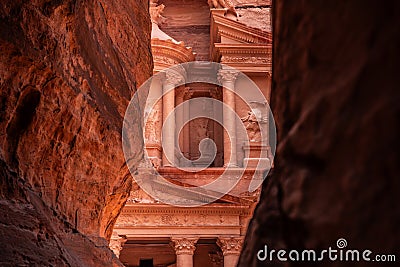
[158, 0, 271, 61]
[235, 0, 272, 33]
[239, 1, 400, 266]
[159, 0, 211, 60]
[0, 0, 152, 265]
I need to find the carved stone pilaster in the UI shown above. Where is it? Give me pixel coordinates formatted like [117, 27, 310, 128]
[217, 236, 244, 256]
[109, 231, 127, 258]
[218, 69, 239, 167]
[171, 237, 199, 255]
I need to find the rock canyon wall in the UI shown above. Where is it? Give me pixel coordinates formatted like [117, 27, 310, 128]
[0, 0, 152, 265]
[239, 1, 400, 266]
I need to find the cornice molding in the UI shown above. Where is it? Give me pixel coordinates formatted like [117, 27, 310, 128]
[213, 44, 272, 73]
[120, 204, 252, 216]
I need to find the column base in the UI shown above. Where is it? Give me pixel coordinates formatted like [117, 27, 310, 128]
[243, 158, 271, 169]
[242, 142, 272, 169]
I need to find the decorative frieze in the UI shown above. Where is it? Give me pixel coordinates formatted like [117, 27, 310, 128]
[115, 212, 239, 227]
[153, 55, 180, 66]
[221, 56, 271, 64]
[119, 203, 252, 215]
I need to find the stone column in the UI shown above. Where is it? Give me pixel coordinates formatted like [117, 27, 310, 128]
[162, 71, 184, 166]
[218, 69, 239, 167]
[153, 73, 164, 149]
[217, 236, 243, 267]
[145, 73, 164, 168]
[210, 87, 223, 167]
[175, 88, 186, 167]
[183, 89, 193, 165]
[109, 231, 127, 258]
[171, 237, 198, 267]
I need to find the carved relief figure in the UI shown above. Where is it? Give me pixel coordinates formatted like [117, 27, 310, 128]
[241, 110, 261, 141]
[145, 109, 159, 143]
[150, 0, 167, 25]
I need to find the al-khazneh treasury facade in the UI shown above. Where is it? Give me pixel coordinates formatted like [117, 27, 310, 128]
[111, 1, 272, 266]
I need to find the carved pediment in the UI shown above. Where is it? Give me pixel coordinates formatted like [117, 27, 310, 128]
[211, 12, 272, 45]
[210, 11, 272, 73]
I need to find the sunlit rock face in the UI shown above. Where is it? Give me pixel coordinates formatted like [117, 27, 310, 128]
[0, 0, 152, 265]
[239, 1, 400, 267]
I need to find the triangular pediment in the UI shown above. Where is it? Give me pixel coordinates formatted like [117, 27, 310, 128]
[211, 14, 272, 45]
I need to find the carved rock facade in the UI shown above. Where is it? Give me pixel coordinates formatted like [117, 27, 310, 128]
[113, 1, 272, 267]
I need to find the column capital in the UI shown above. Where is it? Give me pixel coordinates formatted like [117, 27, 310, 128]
[171, 237, 199, 255]
[217, 236, 244, 256]
[218, 69, 239, 84]
[109, 231, 127, 258]
[164, 68, 186, 87]
[152, 71, 166, 83]
[166, 72, 184, 86]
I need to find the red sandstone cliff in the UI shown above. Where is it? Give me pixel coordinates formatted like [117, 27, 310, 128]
[239, 1, 400, 266]
[0, 0, 153, 265]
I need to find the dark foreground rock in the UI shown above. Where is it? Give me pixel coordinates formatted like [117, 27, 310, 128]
[239, 1, 400, 266]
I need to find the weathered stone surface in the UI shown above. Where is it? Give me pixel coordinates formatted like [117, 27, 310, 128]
[237, 7, 271, 32]
[0, 0, 152, 265]
[159, 0, 211, 60]
[239, 1, 400, 266]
